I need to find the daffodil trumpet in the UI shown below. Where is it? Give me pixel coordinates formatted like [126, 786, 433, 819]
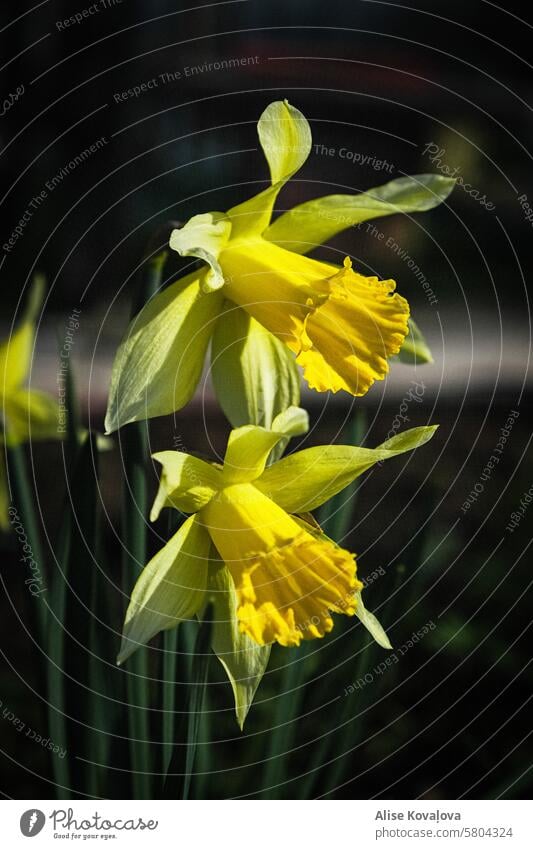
[105, 100, 454, 434]
[118, 420, 437, 727]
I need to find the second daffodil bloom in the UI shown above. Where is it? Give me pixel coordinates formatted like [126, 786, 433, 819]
[105, 100, 454, 433]
[0, 279, 62, 530]
[118, 421, 437, 726]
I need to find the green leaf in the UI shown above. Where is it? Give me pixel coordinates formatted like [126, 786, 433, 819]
[255, 425, 438, 513]
[118, 515, 211, 664]
[205, 557, 270, 730]
[397, 317, 434, 365]
[105, 270, 223, 432]
[265, 174, 456, 253]
[211, 303, 300, 430]
[163, 608, 212, 799]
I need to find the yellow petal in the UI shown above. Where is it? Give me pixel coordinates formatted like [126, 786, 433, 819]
[150, 451, 224, 520]
[210, 303, 301, 431]
[255, 426, 438, 514]
[105, 268, 223, 432]
[264, 174, 457, 254]
[203, 557, 271, 730]
[222, 425, 285, 485]
[118, 514, 210, 664]
[200, 483, 361, 647]
[228, 100, 312, 240]
[169, 212, 231, 292]
[220, 236, 332, 350]
[297, 258, 409, 395]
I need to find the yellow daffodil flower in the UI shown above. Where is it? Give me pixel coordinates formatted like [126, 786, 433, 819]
[0, 280, 61, 529]
[105, 100, 454, 433]
[118, 420, 437, 726]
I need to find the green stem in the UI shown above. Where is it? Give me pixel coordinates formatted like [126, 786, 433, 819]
[122, 240, 170, 799]
[162, 628, 178, 775]
[6, 442, 47, 640]
[163, 612, 211, 800]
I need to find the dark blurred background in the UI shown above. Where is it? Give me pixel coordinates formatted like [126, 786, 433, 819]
[0, 0, 531, 800]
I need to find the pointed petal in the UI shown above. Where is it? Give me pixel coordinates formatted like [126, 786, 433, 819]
[227, 100, 312, 239]
[397, 317, 434, 365]
[210, 303, 301, 431]
[169, 212, 232, 292]
[255, 426, 438, 513]
[118, 514, 210, 664]
[269, 406, 309, 464]
[222, 424, 285, 485]
[205, 557, 270, 729]
[264, 174, 456, 253]
[271, 406, 309, 438]
[150, 451, 224, 520]
[105, 270, 222, 432]
[354, 591, 392, 649]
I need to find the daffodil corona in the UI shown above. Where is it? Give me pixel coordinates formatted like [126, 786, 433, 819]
[118, 420, 437, 726]
[105, 100, 454, 433]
